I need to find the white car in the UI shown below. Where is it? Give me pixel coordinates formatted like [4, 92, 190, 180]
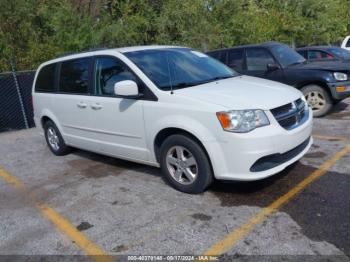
[33, 46, 313, 194]
[341, 36, 350, 51]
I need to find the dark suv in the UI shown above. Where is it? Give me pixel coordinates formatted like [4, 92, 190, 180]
[207, 42, 350, 116]
[296, 46, 350, 63]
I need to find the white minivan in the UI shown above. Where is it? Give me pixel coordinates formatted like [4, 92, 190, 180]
[33, 46, 313, 193]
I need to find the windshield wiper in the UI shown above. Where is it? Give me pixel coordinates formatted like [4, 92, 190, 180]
[163, 75, 235, 91]
[198, 75, 236, 85]
[163, 82, 198, 91]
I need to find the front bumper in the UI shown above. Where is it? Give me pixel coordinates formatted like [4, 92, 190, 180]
[328, 81, 350, 100]
[206, 109, 313, 181]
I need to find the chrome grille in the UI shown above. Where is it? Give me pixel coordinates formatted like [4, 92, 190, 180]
[271, 98, 309, 130]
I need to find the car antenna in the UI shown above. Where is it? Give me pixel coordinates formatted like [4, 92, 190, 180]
[166, 52, 174, 94]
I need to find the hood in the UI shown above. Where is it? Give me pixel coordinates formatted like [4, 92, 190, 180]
[290, 61, 350, 71]
[174, 75, 301, 110]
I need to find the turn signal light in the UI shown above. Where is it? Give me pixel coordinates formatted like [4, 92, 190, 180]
[216, 112, 231, 129]
[336, 86, 346, 92]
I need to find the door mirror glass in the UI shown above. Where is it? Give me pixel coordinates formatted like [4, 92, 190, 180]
[266, 63, 279, 71]
[114, 80, 139, 98]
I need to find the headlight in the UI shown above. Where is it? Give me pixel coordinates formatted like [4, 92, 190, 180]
[216, 110, 270, 133]
[301, 95, 308, 107]
[334, 72, 348, 81]
[301, 94, 307, 102]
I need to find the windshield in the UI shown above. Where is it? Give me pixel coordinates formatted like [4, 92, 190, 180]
[270, 45, 306, 67]
[327, 47, 350, 60]
[125, 48, 237, 91]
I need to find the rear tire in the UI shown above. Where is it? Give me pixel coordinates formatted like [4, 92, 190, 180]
[301, 85, 333, 117]
[44, 120, 71, 156]
[159, 134, 213, 194]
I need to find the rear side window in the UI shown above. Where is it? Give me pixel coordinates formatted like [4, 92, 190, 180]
[59, 58, 90, 94]
[346, 38, 350, 47]
[227, 49, 244, 71]
[308, 50, 333, 60]
[35, 63, 56, 92]
[246, 48, 275, 71]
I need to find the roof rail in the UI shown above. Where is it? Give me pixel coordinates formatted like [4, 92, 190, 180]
[56, 47, 109, 58]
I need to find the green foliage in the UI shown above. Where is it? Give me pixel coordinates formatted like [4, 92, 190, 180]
[0, 0, 349, 71]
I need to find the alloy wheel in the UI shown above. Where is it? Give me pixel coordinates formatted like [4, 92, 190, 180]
[305, 91, 326, 112]
[165, 145, 198, 185]
[47, 127, 60, 151]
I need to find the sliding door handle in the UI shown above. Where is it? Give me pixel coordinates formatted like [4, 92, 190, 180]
[91, 103, 103, 110]
[77, 102, 87, 109]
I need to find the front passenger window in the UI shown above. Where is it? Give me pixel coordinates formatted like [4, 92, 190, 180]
[246, 48, 275, 71]
[94, 57, 138, 96]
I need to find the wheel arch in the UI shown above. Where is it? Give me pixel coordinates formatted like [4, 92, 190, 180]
[41, 115, 52, 128]
[296, 81, 332, 99]
[153, 128, 214, 173]
[39, 110, 64, 135]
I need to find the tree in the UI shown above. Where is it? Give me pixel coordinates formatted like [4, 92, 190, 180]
[0, 0, 350, 71]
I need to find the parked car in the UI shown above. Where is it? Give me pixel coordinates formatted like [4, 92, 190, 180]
[207, 42, 350, 117]
[296, 46, 350, 62]
[341, 36, 350, 51]
[33, 46, 312, 194]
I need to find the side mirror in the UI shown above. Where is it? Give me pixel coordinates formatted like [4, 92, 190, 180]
[114, 80, 140, 98]
[266, 63, 279, 71]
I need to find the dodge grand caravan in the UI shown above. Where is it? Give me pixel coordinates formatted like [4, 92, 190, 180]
[33, 46, 313, 194]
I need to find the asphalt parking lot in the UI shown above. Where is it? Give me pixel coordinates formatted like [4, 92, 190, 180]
[0, 99, 350, 261]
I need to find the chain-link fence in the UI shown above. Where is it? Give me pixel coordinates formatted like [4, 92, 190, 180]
[0, 70, 36, 132]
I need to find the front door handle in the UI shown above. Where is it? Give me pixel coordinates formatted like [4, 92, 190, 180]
[91, 103, 102, 110]
[77, 102, 87, 109]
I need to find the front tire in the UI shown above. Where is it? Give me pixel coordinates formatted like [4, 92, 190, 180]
[301, 85, 333, 117]
[159, 134, 213, 194]
[44, 120, 71, 156]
